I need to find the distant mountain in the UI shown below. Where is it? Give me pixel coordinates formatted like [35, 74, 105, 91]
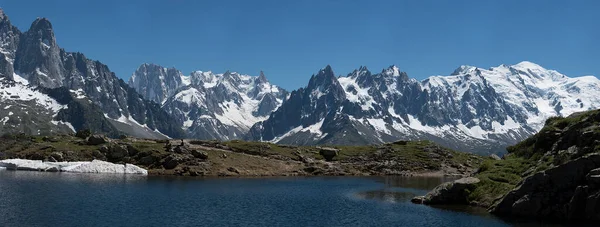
[0, 9, 185, 138]
[2, 8, 600, 154]
[129, 64, 288, 140]
[247, 63, 600, 154]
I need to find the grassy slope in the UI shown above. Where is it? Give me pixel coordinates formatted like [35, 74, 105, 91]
[0, 134, 482, 176]
[465, 109, 600, 207]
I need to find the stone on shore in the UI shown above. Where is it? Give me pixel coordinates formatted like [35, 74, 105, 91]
[412, 177, 480, 205]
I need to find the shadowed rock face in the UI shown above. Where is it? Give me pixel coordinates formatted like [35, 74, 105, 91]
[491, 154, 600, 220]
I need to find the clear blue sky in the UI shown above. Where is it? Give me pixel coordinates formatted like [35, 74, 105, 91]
[2, 0, 598, 90]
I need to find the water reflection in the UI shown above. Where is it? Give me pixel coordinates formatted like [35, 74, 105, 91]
[373, 175, 460, 190]
[355, 190, 417, 203]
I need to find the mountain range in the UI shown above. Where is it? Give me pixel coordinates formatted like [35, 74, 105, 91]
[2, 9, 599, 154]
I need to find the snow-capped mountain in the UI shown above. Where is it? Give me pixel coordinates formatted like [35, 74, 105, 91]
[3, 8, 600, 154]
[0, 9, 185, 139]
[129, 65, 288, 140]
[128, 63, 188, 105]
[247, 63, 600, 154]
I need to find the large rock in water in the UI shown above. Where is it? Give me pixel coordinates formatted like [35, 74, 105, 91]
[490, 154, 600, 220]
[413, 177, 480, 205]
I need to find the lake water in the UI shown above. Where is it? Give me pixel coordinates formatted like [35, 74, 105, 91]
[0, 171, 551, 226]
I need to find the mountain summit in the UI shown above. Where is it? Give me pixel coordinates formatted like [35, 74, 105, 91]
[1, 8, 599, 154]
[248, 62, 600, 154]
[128, 64, 288, 140]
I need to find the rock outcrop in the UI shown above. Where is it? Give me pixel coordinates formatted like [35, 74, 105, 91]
[413, 109, 600, 221]
[412, 177, 480, 205]
[491, 154, 600, 220]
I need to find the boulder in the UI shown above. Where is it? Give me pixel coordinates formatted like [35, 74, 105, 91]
[411, 196, 425, 204]
[414, 177, 480, 205]
[227, 167, 240, 174]
[489, 154, 501, 160]
[162, 154, 192, 170]
[75, 129, 92, 139]
[107, 144, 128, 160]
[318, 147, 339, 161]
[126, 145, 140, 156]
[174, 145, 191, 155]
[138, 155, 158, 166]
[191, 149, 209, 160]
[87, 135, 109, 145]
[49, 152, 64, 162]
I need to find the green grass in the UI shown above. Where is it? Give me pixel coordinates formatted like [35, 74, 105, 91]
[467, 156, 532, 206]
[222, 140, 309, 160]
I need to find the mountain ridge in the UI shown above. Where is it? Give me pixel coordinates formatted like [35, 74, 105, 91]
[2, 8, 599, 155]
[247, 61, 600, 154]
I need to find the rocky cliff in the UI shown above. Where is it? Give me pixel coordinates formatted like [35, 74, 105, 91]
[413, 108, 600, 221]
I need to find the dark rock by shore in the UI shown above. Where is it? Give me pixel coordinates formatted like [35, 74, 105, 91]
[411, 177, 480, 205]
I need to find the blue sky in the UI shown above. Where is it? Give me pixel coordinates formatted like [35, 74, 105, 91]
[2, 0, 598, 90]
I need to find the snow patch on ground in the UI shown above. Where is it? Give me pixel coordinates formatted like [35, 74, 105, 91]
[0, 159, 147, 175]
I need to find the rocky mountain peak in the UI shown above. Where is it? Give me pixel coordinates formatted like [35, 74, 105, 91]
[382, 65, 400, 76]
[451, 65, 476, 76]
[129, 63, 186, 104]
[257, 71, 268, 84]
[308, 65, 338, 88]
[349, 66, 370, 78]
[29, 18, 55, 44]
[0, 8, 7, 22]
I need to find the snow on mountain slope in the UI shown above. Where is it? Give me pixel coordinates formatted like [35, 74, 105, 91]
[0, 9, 186, 138]
[249, 62, 600, 155]
[0, 75, 74, 134]
[130, 65, 289, 141]
[128, 63, 187, 105]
